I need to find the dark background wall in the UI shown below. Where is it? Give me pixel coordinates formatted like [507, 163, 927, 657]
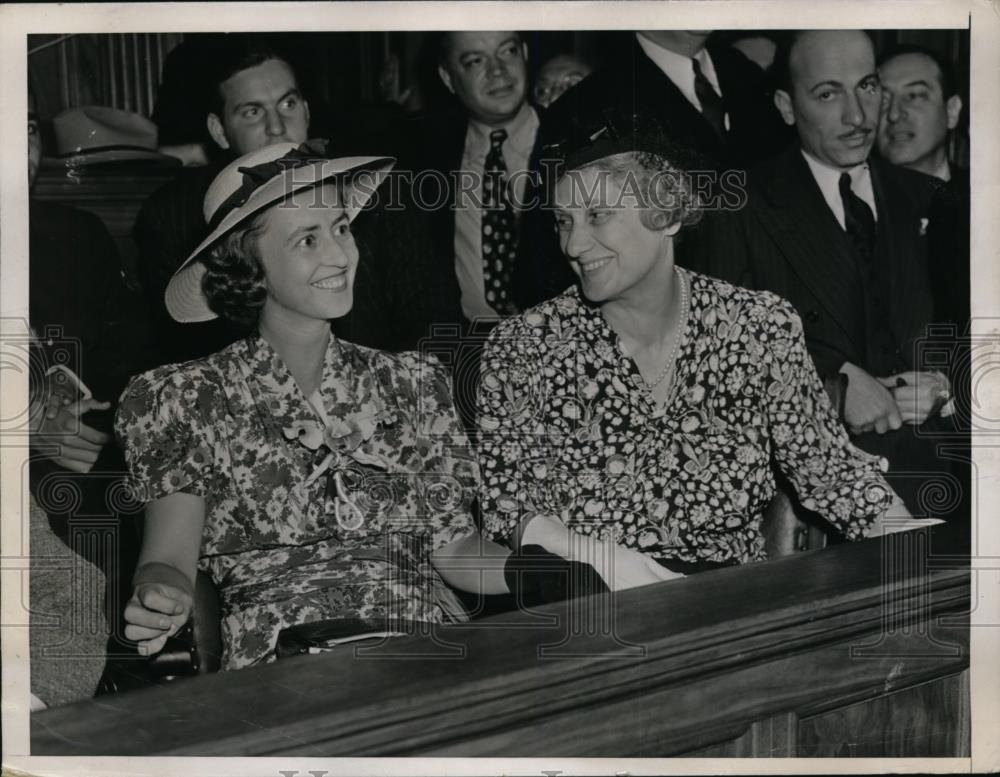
[28, 28, 970, 116]
[27, 29, 970, 168]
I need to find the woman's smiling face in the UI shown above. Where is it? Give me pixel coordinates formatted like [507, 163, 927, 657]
[553, 165, 676, 304]
[257, 182, 359, 327]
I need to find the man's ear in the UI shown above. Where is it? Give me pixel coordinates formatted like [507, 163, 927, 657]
[207, 113, 230, 151]
[774, 89, 796, 127]
[438, 65, 454, 94]
[945, 94, 962, 130]
[303, 99, 311, 133]
[521, 41, 529, 64]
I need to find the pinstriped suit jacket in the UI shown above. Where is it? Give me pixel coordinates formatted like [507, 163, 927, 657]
[691, 144, 938, 381]
[688, 144, 954, 516]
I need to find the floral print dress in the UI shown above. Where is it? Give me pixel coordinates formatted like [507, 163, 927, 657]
[477, 270, 895, 565]
[116, 334, 476, 670]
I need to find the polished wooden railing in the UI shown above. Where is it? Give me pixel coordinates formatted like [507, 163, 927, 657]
[31, 526, 969, 757]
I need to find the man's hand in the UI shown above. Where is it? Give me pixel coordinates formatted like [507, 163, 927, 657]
[31, 395, 111, 473]
[841, 362, 902, 435]
[123, 582, 193, 656]
[880, 371, 950, 426]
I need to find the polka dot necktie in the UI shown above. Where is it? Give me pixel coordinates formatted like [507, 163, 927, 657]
[482, 128, 519, 316]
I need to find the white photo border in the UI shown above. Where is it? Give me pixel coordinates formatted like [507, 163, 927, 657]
[2, 2, 997, 775]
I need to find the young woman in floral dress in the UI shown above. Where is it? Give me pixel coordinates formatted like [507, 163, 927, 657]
[118, 142, 509, 670]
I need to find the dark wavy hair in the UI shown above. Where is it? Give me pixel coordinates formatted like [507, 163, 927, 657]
[207, 35, 296, 117]
[201, 211, 270, 328]
[877, 44, 958, 99]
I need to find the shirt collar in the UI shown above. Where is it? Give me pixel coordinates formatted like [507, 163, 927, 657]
[635, 33, 721, 101]
[801, 148, 868, 187]
[468, 101, 539, 156]
[800, 148, 877, 224]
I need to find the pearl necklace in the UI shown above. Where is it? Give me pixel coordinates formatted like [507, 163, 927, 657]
[645, 266, 689, 390]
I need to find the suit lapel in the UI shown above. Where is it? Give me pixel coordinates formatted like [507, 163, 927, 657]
[750, 148, 866, 356]
[422, 112, 468, 255]
[870, 160, 933, 347]
[632, 44, 723, 157]
[445, 116, 468, 175]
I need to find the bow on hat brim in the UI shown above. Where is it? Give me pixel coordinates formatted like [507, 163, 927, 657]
[206, 139, 331, 233]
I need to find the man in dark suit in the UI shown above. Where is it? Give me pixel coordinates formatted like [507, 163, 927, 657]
[28, 91, 156, 692]
[877, 44, 971, 527]
[406, 31, 541, 431]
[134, 35, 458, 363]
[877, 45, 964, 183]
[691, 30, 957, 520]
[539, 31, 790, 174]
[28, 91, 154, 518]
[877, 45, 969, 333]
[414, 30, 541, 324]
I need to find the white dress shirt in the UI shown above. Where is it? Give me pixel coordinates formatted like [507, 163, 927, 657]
[636, 33, 729, 131]
[454, 103, 540, 321]
[801, 149, 878, 230]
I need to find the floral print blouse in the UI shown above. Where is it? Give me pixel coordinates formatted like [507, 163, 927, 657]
[116, 334, 476, 670]
[477, 270, 895, 565]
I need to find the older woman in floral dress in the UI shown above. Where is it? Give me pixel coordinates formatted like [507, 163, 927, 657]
[476, 112, 928, 587]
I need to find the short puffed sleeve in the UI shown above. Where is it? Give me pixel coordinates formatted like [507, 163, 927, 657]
[114, 365, 223, 503]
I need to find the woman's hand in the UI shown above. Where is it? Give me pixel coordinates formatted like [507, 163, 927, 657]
[520, 513, 685, 592]
[124, 581, 193, 656]
[603, 543, 686, 592]
[125, 494, 206, 655]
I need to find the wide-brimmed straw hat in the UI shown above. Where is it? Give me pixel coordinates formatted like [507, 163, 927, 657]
[51, 106, 178, 166]
[165, 139, 394, 323]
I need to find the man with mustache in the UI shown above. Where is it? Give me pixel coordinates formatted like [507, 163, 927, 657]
[691, 30, 955, 522]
